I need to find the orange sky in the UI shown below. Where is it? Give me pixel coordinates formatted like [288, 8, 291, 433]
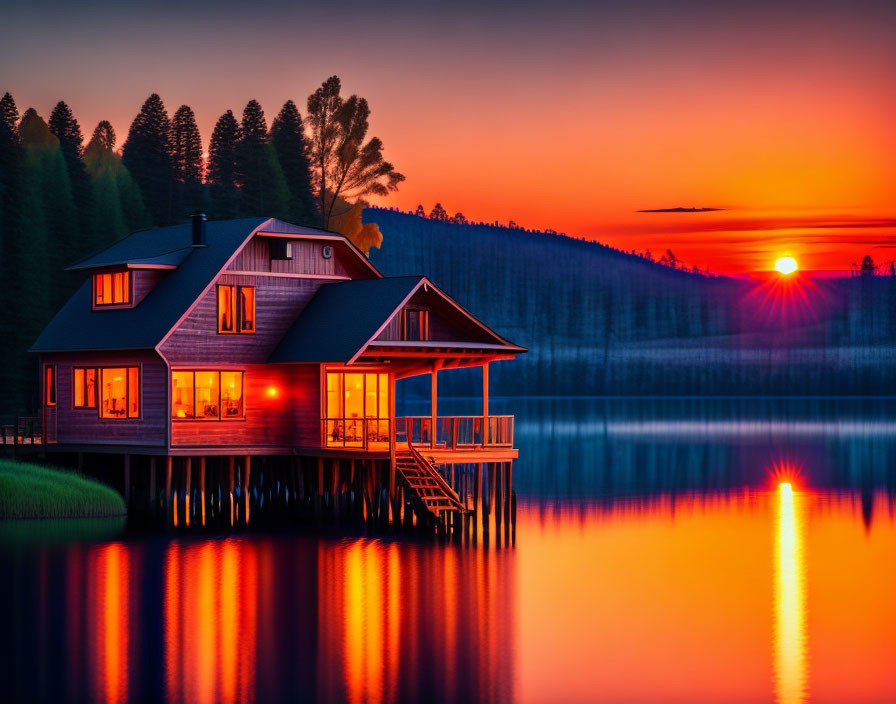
[2, 0, 894, 273]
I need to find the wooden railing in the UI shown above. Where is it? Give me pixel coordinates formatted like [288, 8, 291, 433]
[396, 415, 513, 450]
[320, 415, 514, 451]
[321, 417, 390, 450]
[0, 416, 42, 446]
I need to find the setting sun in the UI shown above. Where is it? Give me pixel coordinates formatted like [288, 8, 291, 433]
[774, 257, 798, 275]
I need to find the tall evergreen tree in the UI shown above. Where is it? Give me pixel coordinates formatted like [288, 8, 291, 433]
[270, 100, 318, 225]
[170, 104, 205, 219]
[0, 92, 19, 135]
[121, 93, 174, 225]
[235, 100, 289, 218]
[84, 121, 150, 250]
[0, 93, 26, 412]
[48, 101, 93, 251]
[207, 110, 241, 219]
[19, 108, 77, 313]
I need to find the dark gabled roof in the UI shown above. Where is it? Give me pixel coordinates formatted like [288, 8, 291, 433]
[269, 277, 424, 363]
[31, 218, 268, 352]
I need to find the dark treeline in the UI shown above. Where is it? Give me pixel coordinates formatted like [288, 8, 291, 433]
[367, 208, 896, 396]
[0, 77, 402, 415]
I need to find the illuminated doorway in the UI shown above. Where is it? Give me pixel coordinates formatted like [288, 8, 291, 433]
[325, 372, 390, 449]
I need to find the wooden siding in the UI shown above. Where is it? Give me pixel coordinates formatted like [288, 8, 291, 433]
[376, 303, 473, 343]
[227, 235, 361, 277]
[40, 351, 167, 447]
[171, 364, 320, 448]
[132, 269, 167, 306]
[159, 274, 322, 364]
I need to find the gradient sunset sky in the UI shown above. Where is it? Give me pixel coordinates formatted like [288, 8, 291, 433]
[2, 0, 894, 273]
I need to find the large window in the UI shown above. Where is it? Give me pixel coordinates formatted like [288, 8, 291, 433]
[100, 367, 139, 419]
[172, 370, 244, 420]
[93, 271, 131, 306]
[45, 365, 56, 406]
[325, 372, 389, 447]
[217, 285, 255, 334]
[73, 368, 97, 408]
[400, 308, 429, 341]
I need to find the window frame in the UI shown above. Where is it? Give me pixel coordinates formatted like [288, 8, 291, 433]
[72, 366, 98, 409]
[216, 284, 256, 335]
[92, 270, 133, 309]
[45, 365, 56, 407]
[171, 369, 245, 421]
[399, 308, 430, 341]
[98, 366, 141, 420]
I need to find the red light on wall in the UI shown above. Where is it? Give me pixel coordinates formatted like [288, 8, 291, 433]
[266, 386, 278, 399]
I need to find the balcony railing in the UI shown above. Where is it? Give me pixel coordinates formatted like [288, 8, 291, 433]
[320, 415, 514, 451]
[322, 417, 390, 450]
[396, 415, 514, 450]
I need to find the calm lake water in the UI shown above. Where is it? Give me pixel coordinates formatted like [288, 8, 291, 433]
[3, 398, 896, 703]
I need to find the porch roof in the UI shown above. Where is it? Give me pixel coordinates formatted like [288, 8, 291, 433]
[268, 277, 423, 363]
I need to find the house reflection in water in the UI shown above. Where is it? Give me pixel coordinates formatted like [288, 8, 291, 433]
[155, 536, 514, 703]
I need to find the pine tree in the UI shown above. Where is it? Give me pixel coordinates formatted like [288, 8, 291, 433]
[170, 104, 205, 219]
[0, 93, 26, 412]
[84, 121, 150, 249]
[270, 100, 318, 225]
[19, 108, 77, 313]
[122, 93, 174, 225]
[414, 204, 425, 217]
[48, 101, 93, 252]
[429, 202, 448, 221]
[1, 92, 20, 135]
[235, 100, 289, 218]
[207, 110, 241, 219]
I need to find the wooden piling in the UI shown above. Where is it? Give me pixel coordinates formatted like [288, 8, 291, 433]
[184, 457, 192, 527]
[199, 457, 206, 526]
[243, 456, 251, 526]
[123, 454, 131, 508]
[149, 456, 157, 505]
[166, 456, 174, 526]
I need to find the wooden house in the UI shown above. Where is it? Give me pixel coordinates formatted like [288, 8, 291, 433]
[30, 215, 524, 531]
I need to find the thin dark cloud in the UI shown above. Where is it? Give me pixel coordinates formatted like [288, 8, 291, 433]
[637, 207, 725, 213]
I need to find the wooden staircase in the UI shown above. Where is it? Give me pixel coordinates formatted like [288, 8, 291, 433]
[395, 444, 466, 525]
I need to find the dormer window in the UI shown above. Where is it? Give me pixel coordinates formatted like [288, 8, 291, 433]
[400, 308, 429, 341]
[217, 284, 255, 334]
[270, 239, 294, 260]
[93, 271, 131, 307]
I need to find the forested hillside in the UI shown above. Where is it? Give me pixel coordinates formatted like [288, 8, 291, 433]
[366, 208, 896, 396]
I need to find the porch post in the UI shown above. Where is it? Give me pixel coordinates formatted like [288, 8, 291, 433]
[482, 362, 490, 444]
[388, 373, 396, 498]
[431, 361, 441, 449]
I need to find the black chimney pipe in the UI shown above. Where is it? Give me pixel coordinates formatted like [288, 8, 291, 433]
[191, 212, 207, 247]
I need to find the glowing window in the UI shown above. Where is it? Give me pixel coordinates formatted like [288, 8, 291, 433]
[325, 372, 390, 447]
[73, 368, 97, 408]
[93, 271, 131, 306]
[171, 371, 195, 419]
[400, 308, 429, 341]
[171, 370, 244, 420]
[218, 285, 255, 334]
[100, 366, 139, 419]
[221, 371, 244, 418]
[45, 365, 56, 406]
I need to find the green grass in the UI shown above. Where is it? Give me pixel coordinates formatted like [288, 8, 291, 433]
[0, 459, 126, 519]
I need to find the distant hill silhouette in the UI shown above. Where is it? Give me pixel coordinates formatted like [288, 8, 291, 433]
[366, 208, 896, 396]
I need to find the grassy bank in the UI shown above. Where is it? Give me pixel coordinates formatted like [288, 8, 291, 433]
[0, 459, 126, 519]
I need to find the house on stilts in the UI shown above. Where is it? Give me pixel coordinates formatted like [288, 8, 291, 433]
[26, 214, 524, 535]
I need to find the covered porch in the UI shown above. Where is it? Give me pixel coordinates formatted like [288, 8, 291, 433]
[321, 346, 516, 458]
